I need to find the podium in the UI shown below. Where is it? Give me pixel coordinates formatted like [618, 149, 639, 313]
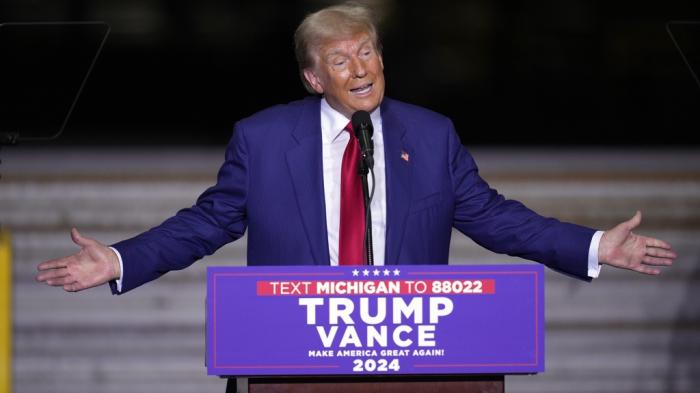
[208, 265, 543, 393]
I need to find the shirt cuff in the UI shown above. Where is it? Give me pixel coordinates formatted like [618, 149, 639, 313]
[109, 246, 124, 293]
[587, 231, 604, 278]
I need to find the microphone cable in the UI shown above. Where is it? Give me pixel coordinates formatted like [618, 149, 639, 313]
[364, 165, 376, 266]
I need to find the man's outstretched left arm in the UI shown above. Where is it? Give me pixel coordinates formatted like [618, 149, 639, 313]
[598, 211, 676, 275]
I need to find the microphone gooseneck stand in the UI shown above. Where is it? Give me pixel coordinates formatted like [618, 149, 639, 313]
[352, 110, 375, 267]
[358, 158, 375, 266]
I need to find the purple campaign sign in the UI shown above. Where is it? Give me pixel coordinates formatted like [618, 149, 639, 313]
[206, 264, 544, 376]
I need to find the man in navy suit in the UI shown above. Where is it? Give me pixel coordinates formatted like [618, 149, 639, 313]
[37, 3, 675, 294]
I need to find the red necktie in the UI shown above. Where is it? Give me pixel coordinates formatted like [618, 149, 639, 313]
[338, 122, 365, 265]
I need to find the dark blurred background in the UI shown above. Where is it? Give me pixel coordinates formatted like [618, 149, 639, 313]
[2, 0, 700, 146]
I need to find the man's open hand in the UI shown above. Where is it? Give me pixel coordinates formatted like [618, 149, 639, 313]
[36, 228, 121, 292]
[598, 211, 676, 275]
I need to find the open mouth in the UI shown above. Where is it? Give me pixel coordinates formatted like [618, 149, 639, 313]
[350, 83, 373, 95]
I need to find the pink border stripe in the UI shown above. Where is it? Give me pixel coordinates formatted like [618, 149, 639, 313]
[414, 362, 536, 368]
[215, 365, 340, 369]
[407, 271, 535, 275]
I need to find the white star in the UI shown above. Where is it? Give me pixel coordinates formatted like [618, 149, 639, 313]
[393, 269, 401, 276]
[362, 269, 370, 276]
[373, 269, 380, 276]
[352, 269, 359, 277]
[383, 269, 391, 276]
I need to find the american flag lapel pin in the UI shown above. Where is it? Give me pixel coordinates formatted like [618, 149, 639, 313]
[401, 150, 409, 162]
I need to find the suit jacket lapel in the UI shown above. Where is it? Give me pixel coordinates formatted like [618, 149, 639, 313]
[381, 99, 413, 265]
[285, 98, 330, 265]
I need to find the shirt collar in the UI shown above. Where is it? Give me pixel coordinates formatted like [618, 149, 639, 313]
[320, 98, 382, 144]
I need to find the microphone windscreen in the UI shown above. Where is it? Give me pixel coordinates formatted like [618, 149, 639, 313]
[351, 110, 373, 138]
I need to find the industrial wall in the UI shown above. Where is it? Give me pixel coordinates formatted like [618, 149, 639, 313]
[2, 147, 698, 393]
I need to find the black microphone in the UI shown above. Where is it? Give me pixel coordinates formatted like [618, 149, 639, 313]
[351, 110, 374, 169]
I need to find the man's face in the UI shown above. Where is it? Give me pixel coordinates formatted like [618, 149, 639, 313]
[303, 33, 385, 119]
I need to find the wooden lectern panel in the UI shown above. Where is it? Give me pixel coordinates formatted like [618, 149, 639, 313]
[233, 375, 504, 393]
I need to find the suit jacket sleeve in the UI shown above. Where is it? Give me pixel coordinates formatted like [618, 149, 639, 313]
[109, 124, 250, 294]
[446, 119, 594, 280]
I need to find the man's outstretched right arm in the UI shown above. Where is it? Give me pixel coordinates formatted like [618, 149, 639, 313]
[36, 124, 250, 294]
[36, 228, 121, 292]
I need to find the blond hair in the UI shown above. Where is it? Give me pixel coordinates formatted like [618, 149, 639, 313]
[294, 2, 381, 93]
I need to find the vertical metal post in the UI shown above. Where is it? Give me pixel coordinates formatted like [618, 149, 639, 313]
[0, 230, 12, 393]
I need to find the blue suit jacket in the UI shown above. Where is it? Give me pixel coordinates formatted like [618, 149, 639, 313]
[111, 97, 594, 294]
